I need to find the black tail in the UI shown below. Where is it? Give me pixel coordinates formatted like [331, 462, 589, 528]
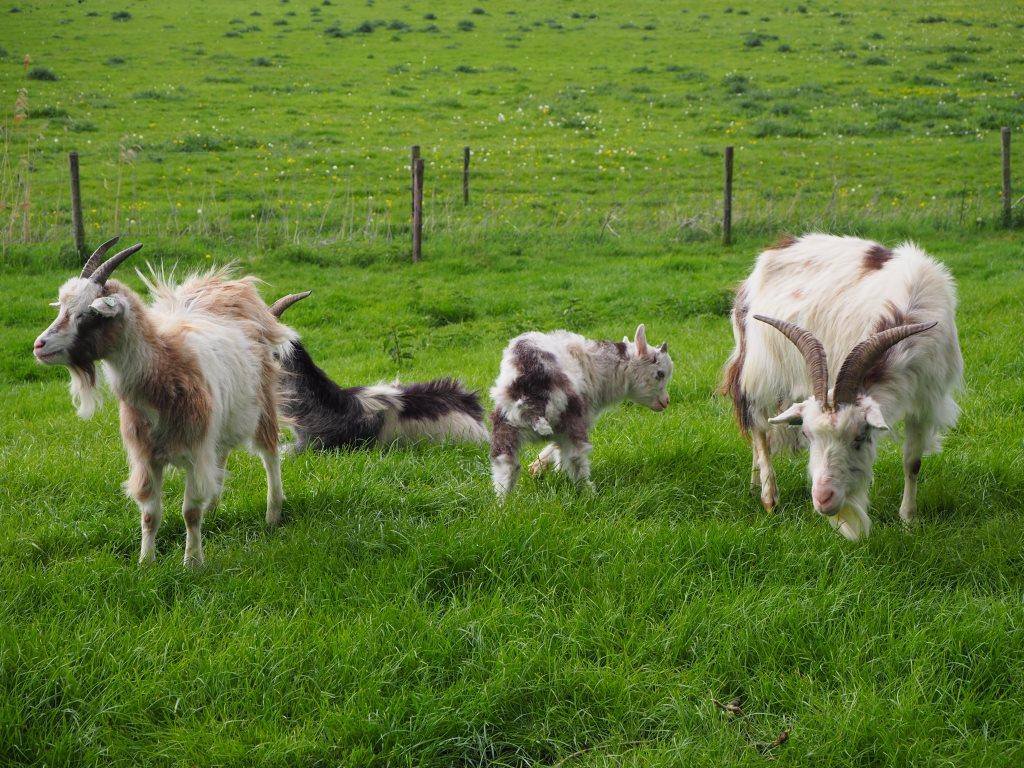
[397, 378, 485, 424]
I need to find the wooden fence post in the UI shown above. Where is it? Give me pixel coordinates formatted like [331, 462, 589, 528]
[463, 146, 470, 205]
[412, 157, 424, 262]
[68, 151, 87, 260]
[1002, 127, 1012, 227]
[723, 145, 734, 246]
[410, 145, 420, 218]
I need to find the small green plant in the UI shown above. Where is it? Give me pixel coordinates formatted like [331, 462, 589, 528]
[384, 325, 414, 364]
[112, 11, 132, 21]
[458, 19, 475, 31]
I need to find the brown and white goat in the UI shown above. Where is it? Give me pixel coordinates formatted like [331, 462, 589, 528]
[490, 325, 673, 498]
[34, 237, 294, 565]
[721, 234, 963, 540]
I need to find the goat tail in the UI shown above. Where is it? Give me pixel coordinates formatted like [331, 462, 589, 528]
[371, 378, 489, 445]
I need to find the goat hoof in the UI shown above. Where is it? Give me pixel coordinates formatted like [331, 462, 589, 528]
[761, 496, 778, 513]
[528, 459, 546, 477]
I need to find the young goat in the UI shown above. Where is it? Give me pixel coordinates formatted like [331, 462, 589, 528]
[489, 324, 672, 498]
[722, 233, 963, 540]
[269, 292, 488, 451]
[34, 237, 295, 565]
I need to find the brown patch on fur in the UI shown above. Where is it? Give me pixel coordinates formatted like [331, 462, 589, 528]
[860, 301, 922, 390]
[720, 283, 754, 435]
[183, 507, 202, 527]
[862, 244, 893, 274]
[559, 392, 589, 444]
[121, 402, 157, 501]
[178, 273, 290, 349]
[507, 339, 572, 427]
[489, 409, 519, 458]
[792, 289, 804, 300]
[766, 233, 798, 251]
[255, 354, 280, 452]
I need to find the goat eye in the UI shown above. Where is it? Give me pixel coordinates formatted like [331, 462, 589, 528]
[655, 370, 665, 380]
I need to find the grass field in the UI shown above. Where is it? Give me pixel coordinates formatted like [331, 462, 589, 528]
[1, 0, 1023, 254]
[3, 2, 1024, 767]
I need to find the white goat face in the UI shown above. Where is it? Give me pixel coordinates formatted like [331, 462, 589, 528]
[34, 278, 125, 367]
[624, 323, 673, 411]
[770, 394, 888, 516]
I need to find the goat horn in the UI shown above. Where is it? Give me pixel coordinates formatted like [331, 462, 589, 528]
[90, 243, 144, 285]
[754, 315, 830, 409]
[268, 290, 311, 318]
[832, 321, 937, 407]
[79, 235, 122, 279]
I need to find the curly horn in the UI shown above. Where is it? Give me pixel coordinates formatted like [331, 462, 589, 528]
[754, 315, 830, 409]
[79, 235, 122, 279]
[268, 291, 312, 318]
[89, 243, 144, 285]
[832, 322, 937, 406]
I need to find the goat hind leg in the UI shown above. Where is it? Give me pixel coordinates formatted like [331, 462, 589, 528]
[529, 442, 561, 477]
[259, 447, 285, 527]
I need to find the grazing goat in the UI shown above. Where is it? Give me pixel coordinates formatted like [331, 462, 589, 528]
[721, 233, 963, 540]
[34, 237, 295, 565]
[269, 292, 488, 451]
[489, 324, 672, 498]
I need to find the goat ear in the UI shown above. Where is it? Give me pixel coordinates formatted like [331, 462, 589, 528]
[89, 295, 125, 318]
[862, 398, 889, 431]
[658, 341, 668, 354]
[768, 401, 804, 426]
[634, 324, 648, 356]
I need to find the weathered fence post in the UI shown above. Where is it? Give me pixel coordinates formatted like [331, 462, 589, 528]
[412, 157, 424, 262]
[68, 151, 87, 260]
[463, 146, 470, 205]
[410, 145, 420, 218]
[723, 145, 734, 246]
[1001, 127, 1012, 227]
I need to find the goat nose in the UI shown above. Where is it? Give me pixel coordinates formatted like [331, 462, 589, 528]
[33, 338, 46, 350]
[814, 488, 835, 508]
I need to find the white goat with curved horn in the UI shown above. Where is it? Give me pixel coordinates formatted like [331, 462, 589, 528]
[721, 234, 963, 540]
[34, 236, 295, 566]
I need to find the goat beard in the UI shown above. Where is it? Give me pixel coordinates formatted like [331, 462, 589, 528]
[69, 362, 103, 419]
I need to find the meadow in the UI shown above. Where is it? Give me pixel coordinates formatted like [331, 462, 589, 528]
[2, 1, 1024, 766]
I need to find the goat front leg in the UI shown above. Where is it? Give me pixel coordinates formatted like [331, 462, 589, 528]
[752, 430, 778, 511]
[528, 442, 561, 477]
[129, 461, 164, 564]
[900, 419, 926, 525]
[560, 437, 595, 492]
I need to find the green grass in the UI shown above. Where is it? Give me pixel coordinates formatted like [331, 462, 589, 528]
[3, 1, 1024, 765]
[3, 230, 1024, 766]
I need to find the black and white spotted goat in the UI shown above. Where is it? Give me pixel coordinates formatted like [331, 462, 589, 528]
[489, 325, 673, 498]
[269, 292, 488, 451]
[722, 233, 963, 541]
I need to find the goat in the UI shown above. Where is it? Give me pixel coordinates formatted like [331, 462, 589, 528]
[34, 237, 295, 565]
[489, 324, 672, 498]
[721, 233, 963, 540]
[268, 292, 488, 451]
